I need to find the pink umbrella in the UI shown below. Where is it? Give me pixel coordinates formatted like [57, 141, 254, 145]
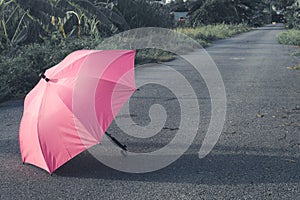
[19, 50, 136, 174]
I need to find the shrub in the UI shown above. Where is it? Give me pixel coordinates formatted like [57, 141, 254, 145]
[277, 29, 300, 46]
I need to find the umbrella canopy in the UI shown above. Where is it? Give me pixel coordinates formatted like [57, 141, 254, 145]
[19, 50, 136, 174]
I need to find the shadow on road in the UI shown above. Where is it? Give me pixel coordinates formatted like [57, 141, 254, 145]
[55, 147, 299, 185]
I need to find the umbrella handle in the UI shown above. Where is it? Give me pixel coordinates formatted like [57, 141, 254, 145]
[105, 132, 127, 151]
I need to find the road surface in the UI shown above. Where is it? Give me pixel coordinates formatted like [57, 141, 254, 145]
[0, 24, 299, 199]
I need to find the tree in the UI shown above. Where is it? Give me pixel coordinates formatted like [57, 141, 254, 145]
[188, 0, 268, 26]
[272, 0, 297, 10]
[115, 0, 174, 28]
[273, 0, 300, 28]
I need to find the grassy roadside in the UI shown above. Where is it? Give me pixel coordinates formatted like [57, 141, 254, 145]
[136, 24, 250, 65]
[176, 24, 250, 47]
[277, 29, 300, 71]
[0, 24, 251, 103]
[277, 29, 300, 46]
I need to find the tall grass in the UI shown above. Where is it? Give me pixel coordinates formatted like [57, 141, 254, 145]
[176, 24, 250, 47]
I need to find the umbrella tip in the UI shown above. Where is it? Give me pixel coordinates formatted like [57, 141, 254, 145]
[39, 72, 50, 82]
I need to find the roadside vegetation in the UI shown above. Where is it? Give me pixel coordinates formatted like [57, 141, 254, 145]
[0, 0, 299, 102]
[277, 29, 300, 70]
[176, 24, 250, 47]
[277, 29, 300, 46]
[275, 0, 300, 71]
[276, 0, 300, 72]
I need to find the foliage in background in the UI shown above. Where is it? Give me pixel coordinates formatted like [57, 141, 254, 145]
[4, 0, 133, 47]
[266, 0, 300, 28]
[281, 1, 300, 29]
[0, 0, 175, 52]
[0, 0, 176, 102]
[0, 23, 251, 102]
[115, 0, 174, 28]
[3, 0, 298, 103]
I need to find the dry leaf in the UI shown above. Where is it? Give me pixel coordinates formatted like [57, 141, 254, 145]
[287, 66, 300, 70]
[283, 159, 296, 163]
[257, 114, 264, 118]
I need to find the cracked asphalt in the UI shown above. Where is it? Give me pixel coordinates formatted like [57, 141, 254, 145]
[0, 24, 299, 199]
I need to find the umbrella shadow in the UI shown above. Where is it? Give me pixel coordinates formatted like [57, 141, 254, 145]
[55, 145, 300, 186]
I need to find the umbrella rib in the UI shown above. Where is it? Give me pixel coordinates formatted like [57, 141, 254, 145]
[36, 84, 51, 172]
[105, 78, 136, 91]
[85, 77, 136, 91]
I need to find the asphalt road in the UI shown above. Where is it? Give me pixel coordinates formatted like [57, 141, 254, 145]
[1, 24, 299, 199]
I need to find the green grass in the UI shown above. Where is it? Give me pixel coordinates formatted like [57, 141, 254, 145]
[176, 24, 250, 47]
[135, 49, 176, 65]
[277, 29, 300, 46]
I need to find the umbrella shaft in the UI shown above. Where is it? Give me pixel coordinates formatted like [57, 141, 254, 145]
[105, 132, 127, 151]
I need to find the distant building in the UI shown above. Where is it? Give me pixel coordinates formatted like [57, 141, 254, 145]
[173, 11, 188, 21]
[163, 0, 188, 4]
